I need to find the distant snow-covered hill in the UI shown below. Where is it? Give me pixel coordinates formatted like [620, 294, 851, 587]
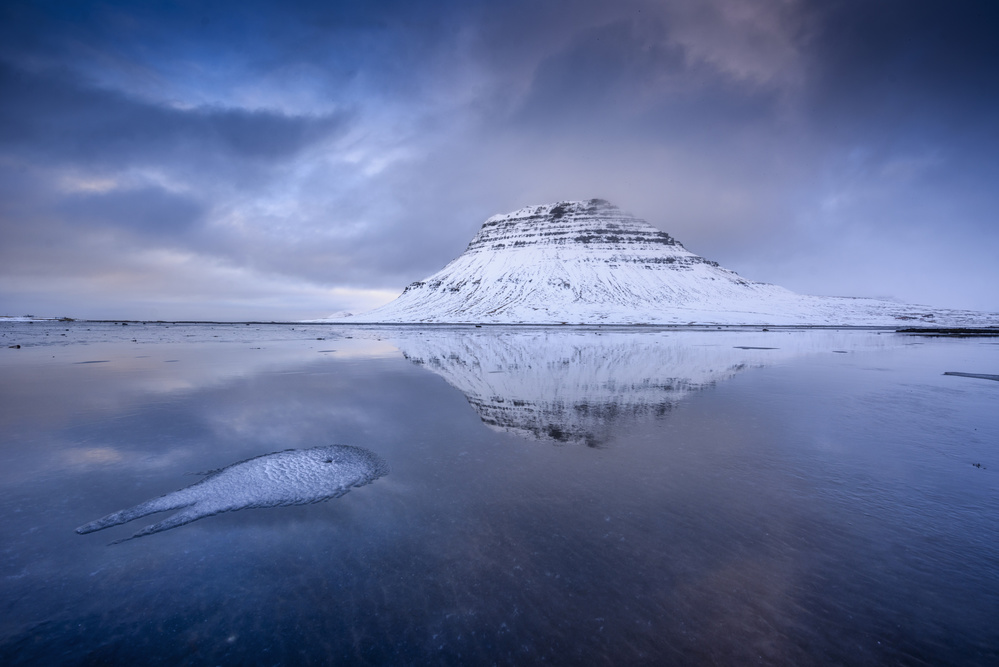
[336, 199, 997, 326]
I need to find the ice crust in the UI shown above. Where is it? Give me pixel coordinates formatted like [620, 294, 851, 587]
[76, 445, 388, 542]
[338, 199, 998, 326]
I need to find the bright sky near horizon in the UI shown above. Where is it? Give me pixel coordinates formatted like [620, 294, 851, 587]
[1, 0, 997, 321]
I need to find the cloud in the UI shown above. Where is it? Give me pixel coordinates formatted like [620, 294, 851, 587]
[54, 186, 206, 237]
[0, 0, 997, 317]
[0, 61, 349, 171]
[0, 55, 358, 318]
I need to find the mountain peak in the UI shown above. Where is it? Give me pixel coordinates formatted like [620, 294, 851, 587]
[466, 199, 680, 255]
[337, 200, 996, 326]
[486, 198, 616, 221]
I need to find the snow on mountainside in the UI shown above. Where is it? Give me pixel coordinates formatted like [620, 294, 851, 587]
[336, 199, 998, 326]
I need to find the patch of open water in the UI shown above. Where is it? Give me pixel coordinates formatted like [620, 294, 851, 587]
[1, 322, 997, 665]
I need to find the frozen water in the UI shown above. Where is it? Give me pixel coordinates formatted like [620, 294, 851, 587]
[76, 445, 388, 542]
[1, 320, 998, 665]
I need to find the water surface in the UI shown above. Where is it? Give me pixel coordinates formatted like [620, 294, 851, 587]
[1, 322, 997, 665]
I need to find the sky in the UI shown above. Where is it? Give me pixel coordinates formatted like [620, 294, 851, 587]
[1, 0, 997, 321]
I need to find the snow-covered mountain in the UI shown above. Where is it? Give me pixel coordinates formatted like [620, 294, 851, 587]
[339, 199, 997, 326]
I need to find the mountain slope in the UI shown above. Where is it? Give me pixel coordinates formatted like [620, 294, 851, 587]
[340, 199, 996, 326]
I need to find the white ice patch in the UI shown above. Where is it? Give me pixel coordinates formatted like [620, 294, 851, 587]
[76, 445, 388, 543]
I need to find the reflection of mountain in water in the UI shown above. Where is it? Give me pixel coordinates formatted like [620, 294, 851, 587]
[395, 329, 887, 446]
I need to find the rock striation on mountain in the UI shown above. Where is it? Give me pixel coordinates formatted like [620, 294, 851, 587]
[341, 199, 996, 325]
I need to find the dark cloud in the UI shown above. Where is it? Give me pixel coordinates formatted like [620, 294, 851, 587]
[803, 0, 999, 130]
[0, 61, 349, 169]
[507, 17, 787, 176]
[54, 186, 205, 238]
[516, 19, 689, 121]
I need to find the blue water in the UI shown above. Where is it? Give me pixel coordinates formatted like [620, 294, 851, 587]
[1, 322, 997, 665]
